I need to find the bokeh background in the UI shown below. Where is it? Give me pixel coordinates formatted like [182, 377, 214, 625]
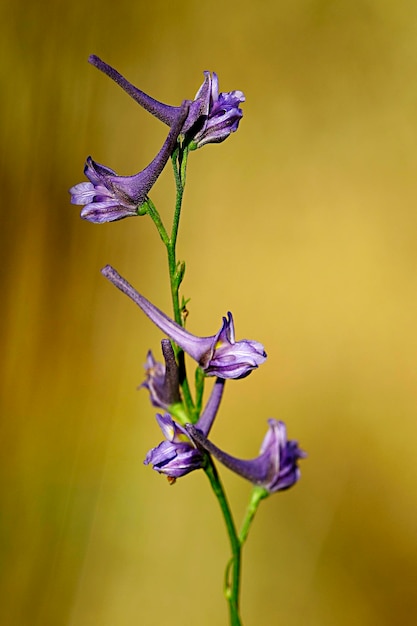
[2, 1, 417, 624]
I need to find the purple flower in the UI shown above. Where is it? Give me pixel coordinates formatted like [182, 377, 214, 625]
[144, 413, 204, 479]
[144, 379, 225, 478]
[89, 55, 244, 149]
[141, 339, 181, 410]
[188, 72, 245, 149]
[69, 101, 189, 223]
[101, 265, 267, 379]
[186, 419, 306, 494]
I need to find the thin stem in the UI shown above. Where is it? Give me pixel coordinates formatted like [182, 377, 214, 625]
[166, 146, 194, 415]
[193, 366, 205, 423]
[168, 146, 243, 622]
[167, 244, 183, 323]
[179, 143, 189, 189]
[170, 146, 188, 248]
[239, 486, 268, 546]
[144, 198, 169, 246]
[204, 458, 242, 626]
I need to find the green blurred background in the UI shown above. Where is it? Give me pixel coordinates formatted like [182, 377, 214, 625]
[2, 0, 417, 624]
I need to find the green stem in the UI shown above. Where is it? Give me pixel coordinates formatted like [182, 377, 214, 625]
[168, 146, 244, 622]
[167, 244, 183, 323]
[239, 487, 268, 546]
[145, 139, 255, 625]
[166, 147, 194, 415]
[193, 366, 205, 423]
[204, 458, 242, 626]
[170, 147, 187, 251]
[144, 198, 169, 246]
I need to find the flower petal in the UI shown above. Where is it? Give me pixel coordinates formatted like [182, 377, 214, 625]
[101, 266, 266, 380]
[186, 419, 305, 493]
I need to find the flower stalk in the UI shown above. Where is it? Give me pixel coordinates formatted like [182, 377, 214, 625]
[239, 487, 268, 546]
[204, 458, 242, 626]
[166, 146, 194, 414]
[71, 55, 306, 626]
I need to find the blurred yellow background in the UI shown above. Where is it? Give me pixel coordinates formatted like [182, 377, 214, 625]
[2, 0, 417, 624]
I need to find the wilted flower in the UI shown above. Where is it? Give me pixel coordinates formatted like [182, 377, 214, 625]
[89, 55, 244, 149]
[144, 413, 204, 479]
[101, 264, 267, 379]
[186, 419, 306, 494]
[69, 101, 189, 223]
[141, 339, 181, 410]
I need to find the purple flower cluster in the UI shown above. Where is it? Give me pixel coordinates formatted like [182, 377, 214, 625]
[98, 264, 304, 493]
[70, 56, 244, 223]
[141, 342, 305, 492]
[71, 55, 305, 494]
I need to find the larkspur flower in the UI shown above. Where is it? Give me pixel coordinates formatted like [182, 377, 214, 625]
[69, 101, 189, 223]
[144, 413, 204, 479]
[89, 55, 244, 149]
[186, 419, 306, 494]
[188, 72, 245, 149]
[144, 378, 225, 478]
[101, 265, 267, 379]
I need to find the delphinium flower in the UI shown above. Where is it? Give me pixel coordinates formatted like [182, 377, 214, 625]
[144, 378, 225, 478]
[101, 264, 267, 379]
[89, 55, 245, 149]
[69, 101, 189, 223]
[144, 413, 204, 480]
[188, 71, 245, 149]
[187, 419, 306, 494]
